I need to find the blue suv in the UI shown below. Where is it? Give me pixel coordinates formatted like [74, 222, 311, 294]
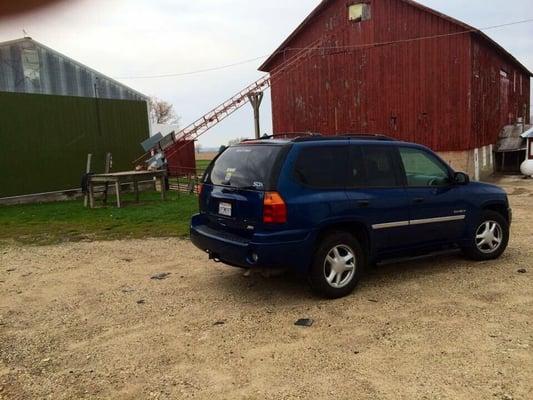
[191, 135, 511, 298]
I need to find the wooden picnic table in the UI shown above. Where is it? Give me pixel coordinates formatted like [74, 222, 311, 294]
[87, 170, 166, 208]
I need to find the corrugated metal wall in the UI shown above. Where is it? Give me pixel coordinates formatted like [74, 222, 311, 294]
[264, 0, 530, 152]
[0, 91, 149, 197]
[0, 38, 146, 101]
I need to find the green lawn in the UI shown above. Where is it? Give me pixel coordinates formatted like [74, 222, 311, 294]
[0, 191, 198, 246]
[196, 159, 212, 171]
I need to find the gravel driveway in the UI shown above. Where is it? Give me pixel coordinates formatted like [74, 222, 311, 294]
[1, 180, 531, 399]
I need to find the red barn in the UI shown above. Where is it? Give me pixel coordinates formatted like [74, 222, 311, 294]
[259, 0, 531, 180]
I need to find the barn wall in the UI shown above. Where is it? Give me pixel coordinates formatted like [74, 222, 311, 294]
[267, 0, 475, 151]
[0, 91, 149, 198]
[471, 37, 531, 149]
[165, 140, 197, 177]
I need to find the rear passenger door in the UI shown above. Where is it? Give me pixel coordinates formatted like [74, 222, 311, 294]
[345, 144, 411, 252]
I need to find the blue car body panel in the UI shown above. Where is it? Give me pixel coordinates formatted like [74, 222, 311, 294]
[190, 138, 510, 273]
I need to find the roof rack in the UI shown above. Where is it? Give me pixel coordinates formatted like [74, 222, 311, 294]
[292, 134, 396, 142]
[240, 133, 396, 143]
[241, 132, 321, 142]
[339, 134, 397, 141]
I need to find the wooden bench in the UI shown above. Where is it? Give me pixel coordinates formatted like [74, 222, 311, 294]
[87, 170, 166, 208]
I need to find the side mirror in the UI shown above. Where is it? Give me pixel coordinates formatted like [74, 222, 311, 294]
[454, 172, 470, 185]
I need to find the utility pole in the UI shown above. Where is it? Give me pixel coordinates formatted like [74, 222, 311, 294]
[248, 92, 264, 139]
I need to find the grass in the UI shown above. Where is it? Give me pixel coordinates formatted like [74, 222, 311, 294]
[196, 159, 212, 171]
[0, 191, 198, 246]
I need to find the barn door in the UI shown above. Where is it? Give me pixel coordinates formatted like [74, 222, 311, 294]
[500, 71, 510, 126]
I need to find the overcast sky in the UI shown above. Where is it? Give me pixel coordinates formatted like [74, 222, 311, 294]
[0, 0, 532, 147]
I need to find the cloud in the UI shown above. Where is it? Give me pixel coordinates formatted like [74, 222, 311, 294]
[0, 0, 531, 146]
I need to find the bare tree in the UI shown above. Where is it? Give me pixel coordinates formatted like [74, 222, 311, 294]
[195, 143, 203, 154]
[149, 97, 180, 125]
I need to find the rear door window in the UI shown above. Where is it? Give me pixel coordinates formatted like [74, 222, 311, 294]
[294, 146, 349, 189]
[209, 145, 284, 190]
[350, 145, 401, 188]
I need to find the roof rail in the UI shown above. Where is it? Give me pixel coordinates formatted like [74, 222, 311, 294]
[292, 134, 396, 143]
[241, 132, 322, 142]
[339, 134, 397, 141]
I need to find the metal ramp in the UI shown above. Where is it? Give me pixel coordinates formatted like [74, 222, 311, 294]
[136, 40, 321, 172]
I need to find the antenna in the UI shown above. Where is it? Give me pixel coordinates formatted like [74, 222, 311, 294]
[22, 29, 30, 38]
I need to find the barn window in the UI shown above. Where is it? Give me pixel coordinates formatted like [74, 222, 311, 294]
[349, 3, 371, 22]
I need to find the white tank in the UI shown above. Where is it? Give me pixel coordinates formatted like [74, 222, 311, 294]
[521, 159, 533, 177]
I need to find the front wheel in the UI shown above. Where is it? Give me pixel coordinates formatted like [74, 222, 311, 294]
[309, 231, 365, 299]
[461, 211, 509, 261]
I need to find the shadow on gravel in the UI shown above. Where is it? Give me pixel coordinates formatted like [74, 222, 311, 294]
[211, 250, 478, 302]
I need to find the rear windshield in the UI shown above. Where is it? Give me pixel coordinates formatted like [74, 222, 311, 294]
[209, 145, 284, 190]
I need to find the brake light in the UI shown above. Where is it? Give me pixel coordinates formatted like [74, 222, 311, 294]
[263, 192, 287, 224]
[198, 183, 204, 196]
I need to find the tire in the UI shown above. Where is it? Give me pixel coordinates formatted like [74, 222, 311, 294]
[461, 210, 509, 261]
[309, 231, 365, 299]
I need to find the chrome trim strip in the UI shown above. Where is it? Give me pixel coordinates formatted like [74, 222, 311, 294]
[372, 215, 466, 230]
[372, 221, 410, 230]
[409, 215, 466, 226]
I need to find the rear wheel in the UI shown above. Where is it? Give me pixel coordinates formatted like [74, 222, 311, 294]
[461, 210, 509, 261]
[309, 231, 365, 299]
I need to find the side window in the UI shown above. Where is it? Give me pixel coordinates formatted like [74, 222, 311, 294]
[361, 146, 400, 187]
[349, 146, 367, 187]
[399, 147, 450, 187]
[294, 146, 349, 189]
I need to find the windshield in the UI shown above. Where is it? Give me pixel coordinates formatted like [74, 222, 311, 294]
[209, 145, 284, 190]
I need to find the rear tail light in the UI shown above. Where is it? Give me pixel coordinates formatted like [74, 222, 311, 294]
[263, 192, 287, 224]
[198, 183, 204, 196]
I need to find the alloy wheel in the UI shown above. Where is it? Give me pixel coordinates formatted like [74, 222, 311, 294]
[475, 220, 503, 254]
[323, 245, 357, 289]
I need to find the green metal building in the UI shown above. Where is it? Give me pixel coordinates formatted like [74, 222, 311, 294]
[0, 38, 150, 198]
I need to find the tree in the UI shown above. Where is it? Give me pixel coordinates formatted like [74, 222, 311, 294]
[195, 143, 203, 154]
[227, 137, 249, 146]
[149, 97, 180, 125]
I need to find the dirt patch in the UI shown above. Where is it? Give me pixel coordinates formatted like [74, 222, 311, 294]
[509, 187, 531, 196]
[0, 183, 532, 399]
[196, 152, 217, 161]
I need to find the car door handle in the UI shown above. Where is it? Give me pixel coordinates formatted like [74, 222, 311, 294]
[357, 200, 370, 208]
[413, 197, 425, 204]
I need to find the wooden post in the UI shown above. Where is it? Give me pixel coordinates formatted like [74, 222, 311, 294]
[115, 181, 121, 208]
[134, 179, 139, 203]
[84, 154, 92, 207]
[103, 153, 112, 205]
[89, 181, 95, 209]
[160, 174, 166, 201]
[248, 92, 264, 139]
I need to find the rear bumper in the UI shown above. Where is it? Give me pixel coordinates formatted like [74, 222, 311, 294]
[190, 214, 314, 272]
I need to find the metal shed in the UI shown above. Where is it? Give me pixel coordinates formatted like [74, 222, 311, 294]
[0, 38, 150, 198]
[259, 0, 532, 179]
[0, 37, 147, 101]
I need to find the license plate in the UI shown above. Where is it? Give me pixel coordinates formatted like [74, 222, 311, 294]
[218, 202, 232, 217]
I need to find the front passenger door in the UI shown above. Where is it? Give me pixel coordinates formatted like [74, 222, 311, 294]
[398, 146, 467, 246]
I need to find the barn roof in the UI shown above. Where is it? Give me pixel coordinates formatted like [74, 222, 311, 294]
[258, 0, 533, 77]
